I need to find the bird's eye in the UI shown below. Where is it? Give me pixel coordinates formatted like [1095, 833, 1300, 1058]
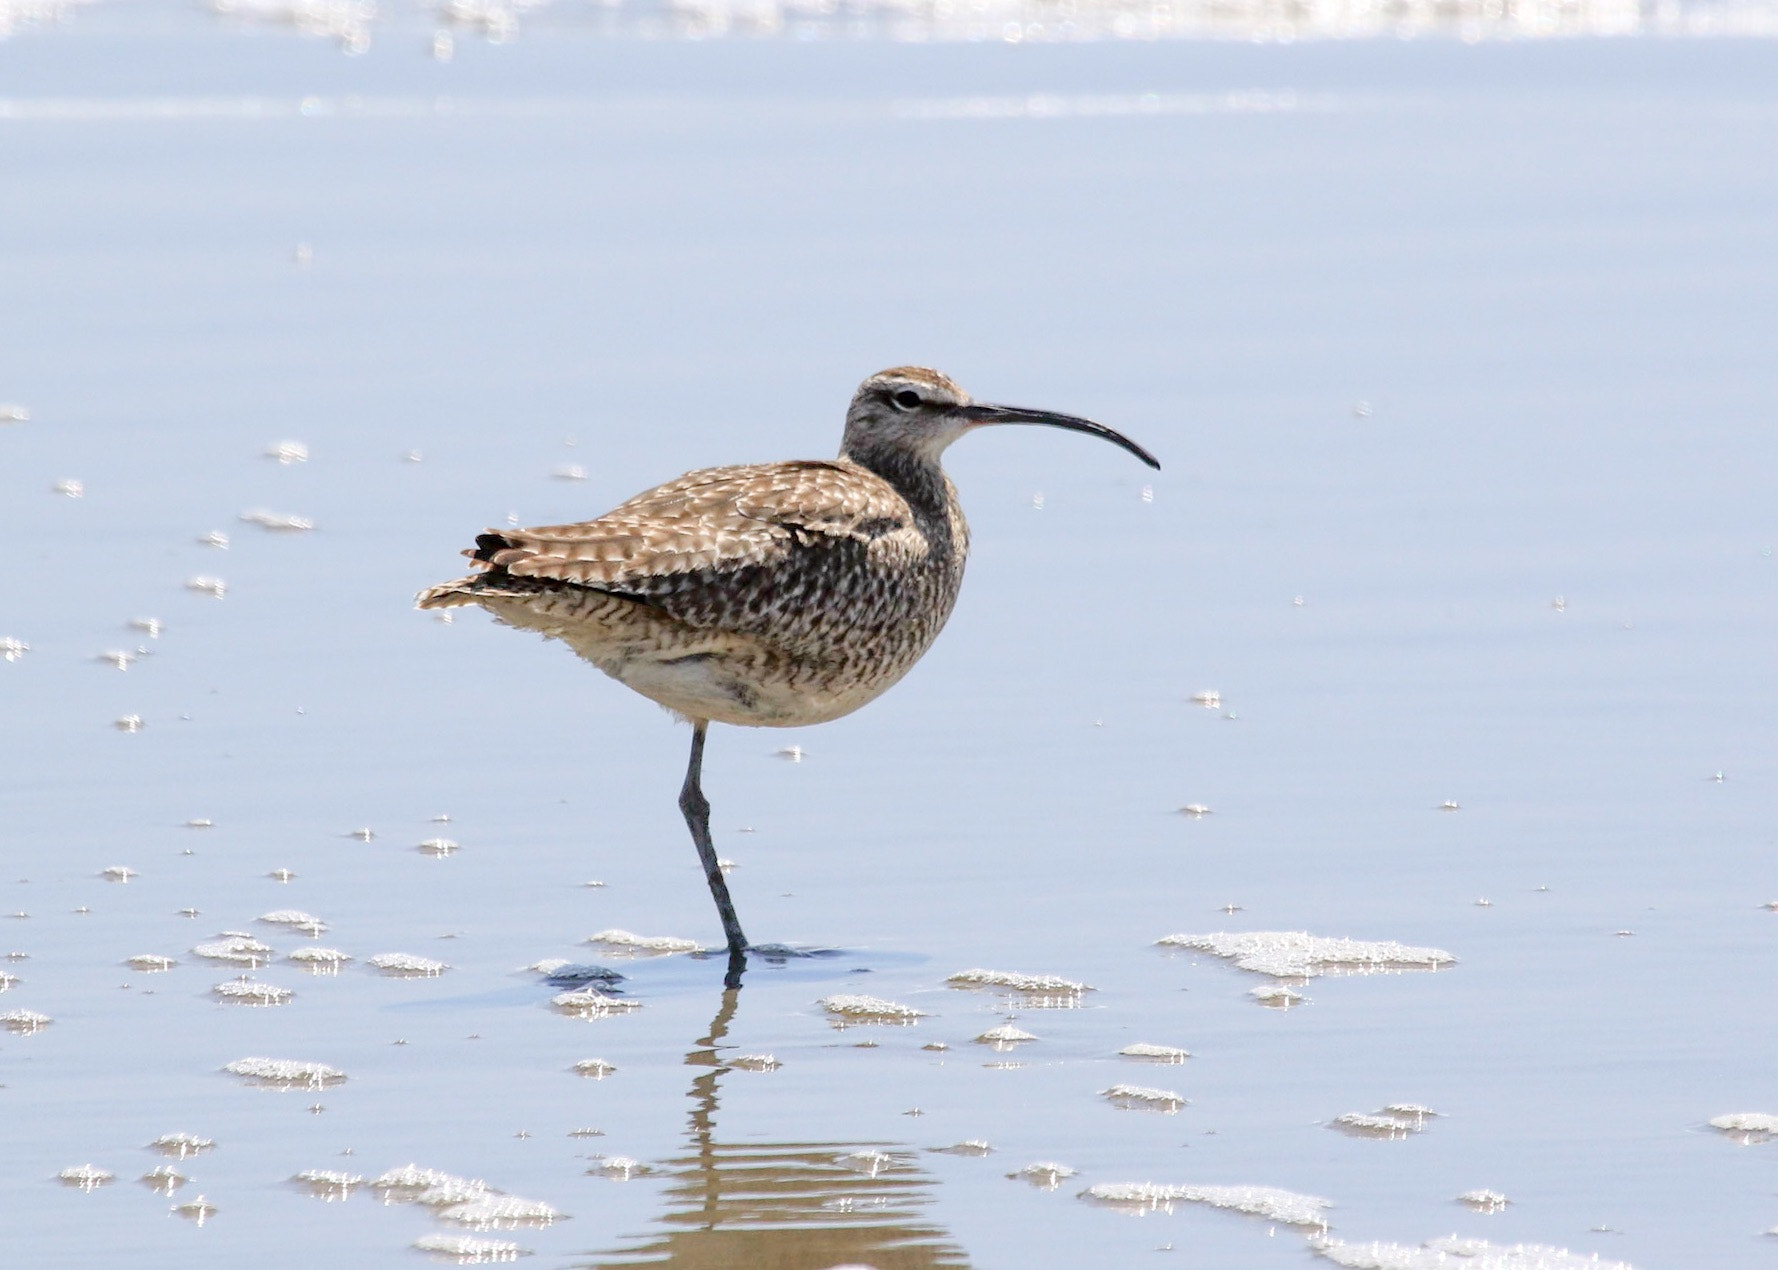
[891, 390, 922, 411]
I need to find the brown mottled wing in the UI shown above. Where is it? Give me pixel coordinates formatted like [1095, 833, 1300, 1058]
[471, 459, 921, 641]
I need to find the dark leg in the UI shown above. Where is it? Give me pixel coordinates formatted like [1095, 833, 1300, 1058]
[679, 720, 749, 964]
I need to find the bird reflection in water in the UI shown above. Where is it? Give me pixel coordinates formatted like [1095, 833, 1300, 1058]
[584, 987, 969, 1269]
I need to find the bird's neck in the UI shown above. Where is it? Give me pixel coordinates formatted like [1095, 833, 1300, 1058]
[844, 443, 955, 523]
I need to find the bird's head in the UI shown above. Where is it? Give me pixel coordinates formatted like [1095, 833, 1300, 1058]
[841, 366, 1160, 471]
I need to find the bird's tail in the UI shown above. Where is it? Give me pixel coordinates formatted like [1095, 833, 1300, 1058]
[417, 531, 537, 610]
[417, 570, 578, 610]
[415, 579, 482, 610]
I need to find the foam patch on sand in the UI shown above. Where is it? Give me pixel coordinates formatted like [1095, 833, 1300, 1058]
[948, 968, 1091, 993]
[369, 952, 450, 977]
[1102, 1084, 1186, 1112]
[224, 1057, 345, 1089]
[412, 1233, 525, 1262]
[294, 1169, 362, 1199]
[58, 1164, 113, 1190]
[289, 947, 352, 970]
[819, 994, 927, 1022]
[585, 929, 702, 955]
[259, 909, 326, 934]
[1156, 931, 1455, 978]
[551, 988, 640, 1019]
[1710, 1112, 1778, 1143]
[193, 934, 273, 966]
[436, 1195, 562, 1229]
[150, 1133, 214, 1158]
[976, 1024, 1038, 1049]
[1330, 1104, 1439, 1139]
[1011, 1162, 1077, 1189]
[1082, 1182, 1331, 1228]
[1311, 1235, 1634, 1268]
[1120, 1042, 1189, 1063]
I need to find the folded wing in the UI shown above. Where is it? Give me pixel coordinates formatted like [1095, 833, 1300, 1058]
[421, 460, 926, 652]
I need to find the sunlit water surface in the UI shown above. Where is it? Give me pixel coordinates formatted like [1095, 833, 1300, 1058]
[3, 7, 1778, 1268]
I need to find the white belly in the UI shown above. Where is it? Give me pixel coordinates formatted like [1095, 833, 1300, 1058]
[600, 648, 905, 728]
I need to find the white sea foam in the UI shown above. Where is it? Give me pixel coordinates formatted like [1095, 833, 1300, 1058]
[259, 909, 324, 927]
[264, 439, 309, 464]
[438, 1194, 562, 1228]
[930, 1139, 993, 1156]
[1102, 1084, 1186, 1112]
[1710, 1112, 1778, 1143]
[1120, 1042, 1190, 1063]
[551, 988, 640, 1018]
[819, 994, 927, 1022]
[58, 1164, 113, 1190]
[1083, 1182, 1331, 1229]
[239, 508, 316, 532]
[413, 1232, 524, 1262]
[948, 968, 1090, 994]
[837, 1150, 896, 1176]
[1157, 931, 1456, 978]
[193, 934, 273, 966]
[1458, 1189, 1510, 1213]
[369, 952, 450, 977]
[1010, 1161, 1076, 1189]
[1311, 1234, 1634, 1268]
[976, 1024, 1038, 1048]
[173, 1196, 218, 1224]
[150, 1133, 215, 1158]
[1251, 984, 1305, 1008]
[375, 1165, 486, 1196]
[224, 1057, 345, 1088]
[213, 979, 293, 1005]
[585, 929, 702, 954]
[288, 947, 352, 970]
[1332, 1112, 1418, 1139]
[293, 1169, 362, 1199]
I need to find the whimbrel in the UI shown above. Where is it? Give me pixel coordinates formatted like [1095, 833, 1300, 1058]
[418, 367, 1158, 976]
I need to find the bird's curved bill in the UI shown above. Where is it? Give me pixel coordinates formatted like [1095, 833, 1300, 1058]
[960, 402, 1161, 470]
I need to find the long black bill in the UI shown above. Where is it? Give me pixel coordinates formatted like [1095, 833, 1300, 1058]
[960, 402, 1161, 470]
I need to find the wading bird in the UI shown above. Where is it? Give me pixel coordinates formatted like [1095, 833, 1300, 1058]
[418, 367, 1159, 978]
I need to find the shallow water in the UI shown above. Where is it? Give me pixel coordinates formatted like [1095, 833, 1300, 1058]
[4, 7, 1778, 1268]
